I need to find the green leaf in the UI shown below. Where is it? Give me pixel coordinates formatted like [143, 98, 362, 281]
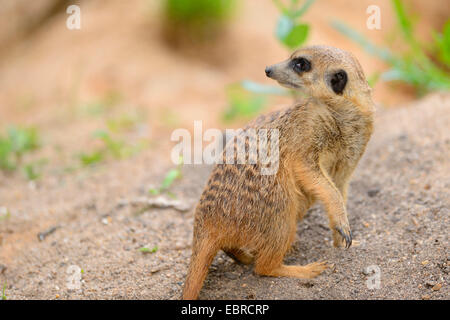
[139, 246, 158, 254]
[7, 126, 39, 155]
[332, 18, 450, 95]
[160, 168, 181, 191]
[149, 188, 160, 195]
[434, 20, 450, 66]
[272, 0, 288, 14]
[331, 20, 395, 63]
[23, 163, 40, 180]
[79, 151, 104, 166]
[2, 282, 6, 300]
[0, 138, 14, 170]
[0, 126, 40, 172]
[282, 23, 309, 49]
[392, 0, 413, 40]
[276, 15, 294, 40]
[292, 0, 315, 18]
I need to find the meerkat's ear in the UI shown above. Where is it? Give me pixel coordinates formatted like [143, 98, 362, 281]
[329, 70, 347, 95]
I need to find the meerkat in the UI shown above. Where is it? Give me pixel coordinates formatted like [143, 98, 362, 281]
[182, 45, 375, 300]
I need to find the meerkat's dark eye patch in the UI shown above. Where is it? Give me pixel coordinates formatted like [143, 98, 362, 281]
[292, 57, 311, 73]
[330, 70, 347, 94]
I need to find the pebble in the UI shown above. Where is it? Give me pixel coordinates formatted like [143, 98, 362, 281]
[224, 272, 239, 280]
[425, 280, 436, 287]
[431, 283, 442, 291]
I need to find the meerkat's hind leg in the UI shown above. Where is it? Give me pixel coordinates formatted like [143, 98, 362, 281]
[270, 263, 328, 279]
[255, 254, 328, 279]
[253, 223, 328, 279]
[223, 248, 254, 265]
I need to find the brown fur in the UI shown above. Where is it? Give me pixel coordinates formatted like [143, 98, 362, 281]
[182, 45, 375, 299]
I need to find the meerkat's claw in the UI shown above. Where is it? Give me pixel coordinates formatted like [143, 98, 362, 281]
[335, 227, 352, 249]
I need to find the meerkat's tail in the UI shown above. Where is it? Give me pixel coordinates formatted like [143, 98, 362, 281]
[182, 234, 219, 300]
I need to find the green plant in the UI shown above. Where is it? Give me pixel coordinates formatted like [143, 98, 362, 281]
[433, 20, 450, 66]
[78, 130, 147, 167]
[139, 246, 158, 254]
[2, 282, 6, 300]
[163, 0, 235, 40]
[0, 126, 40, 173]
[332, 0, 450, 95]
[274, 0, 314, 49]
[79, 150, 104, 167]
[23, 159, 47, 181]
[223, 0, 315, 122]
[94, 130, 131, 159]
[149, 157, 183, 196]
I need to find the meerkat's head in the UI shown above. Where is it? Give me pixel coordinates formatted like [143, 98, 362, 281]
[265, 45, 373, 112]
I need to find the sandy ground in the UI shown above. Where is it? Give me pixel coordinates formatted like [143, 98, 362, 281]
[0, 0, 449, 300]
[0, 92, 448, 300]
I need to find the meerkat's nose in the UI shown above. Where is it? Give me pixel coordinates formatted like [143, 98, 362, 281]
[265, 66, 273, 78]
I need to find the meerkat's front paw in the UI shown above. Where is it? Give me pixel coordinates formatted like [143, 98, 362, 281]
[332, 219, 352, 249]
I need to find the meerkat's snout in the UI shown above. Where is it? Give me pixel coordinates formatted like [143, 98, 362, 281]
[265, 66, 273, 78]
[265, 59, 302, 90]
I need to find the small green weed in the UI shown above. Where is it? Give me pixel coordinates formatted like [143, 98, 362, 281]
[23, 159, 47, 181]
[149, 157, 183, 196]
[78, 130, 147, 167]
[2, 282, 6, 300]
[0, 126, 41, 179]
[139, 246, 158, 254]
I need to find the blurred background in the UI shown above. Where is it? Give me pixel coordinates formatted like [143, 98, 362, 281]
[0, 0, 448, 179]
[0, 0, 448, 300]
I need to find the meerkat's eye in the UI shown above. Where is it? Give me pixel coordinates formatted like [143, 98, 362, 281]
[330, 70, 348, 94]
[292, 57, 311, 73]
